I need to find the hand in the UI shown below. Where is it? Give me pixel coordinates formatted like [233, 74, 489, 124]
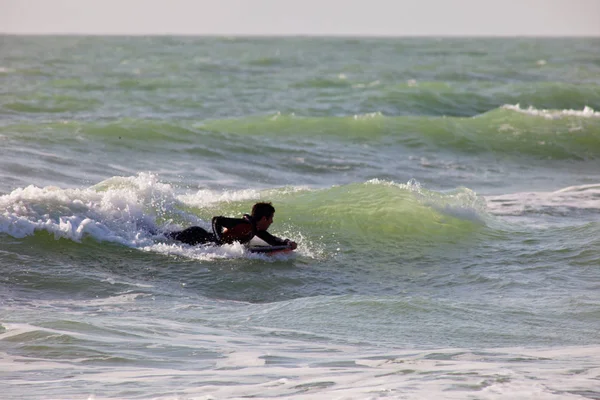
[286, 240, 297, 250]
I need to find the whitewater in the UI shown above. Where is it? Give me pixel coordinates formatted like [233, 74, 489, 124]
[1, 36, 600, 399]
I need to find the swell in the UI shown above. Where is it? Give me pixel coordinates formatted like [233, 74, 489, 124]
[2, 105, 599, 161]
[2, 94, 101, 114]
[0, 175, 492, 306]
[201, 106, 600, 160]
[2, 175, 598, 307]
[0, 175, 486, 254]
[365, 81, 600, 117]
[6, 175, 597, 268]
[274, 180, 486, 245]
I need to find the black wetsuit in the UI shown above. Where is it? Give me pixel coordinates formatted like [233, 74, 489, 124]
[168, 214, 288, 246]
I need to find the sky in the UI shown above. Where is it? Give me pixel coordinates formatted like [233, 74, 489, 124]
[1, 0, 599, 36]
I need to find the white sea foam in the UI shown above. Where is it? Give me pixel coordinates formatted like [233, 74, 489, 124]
[0, 172, 312, 260]
[178, 188, 261, 208]
[2, 317, 598, 400]
[503, 104, 600, 119]
[353, 111, 384, 120]
[486, 183, 600, 217]
[366, 177, 422, 191]
[0, 174, 166, 246]
[142, 241, 249, 261]
[142, 240, 308, 262]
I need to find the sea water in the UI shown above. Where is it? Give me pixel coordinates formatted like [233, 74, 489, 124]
[1, 36, 600, 399]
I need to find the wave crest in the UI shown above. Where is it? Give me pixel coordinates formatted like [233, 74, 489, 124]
[502, 104, 600, 119]
[0, 175, 487, 257]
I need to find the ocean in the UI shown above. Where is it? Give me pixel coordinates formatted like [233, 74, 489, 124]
[1, 36, 599, 399]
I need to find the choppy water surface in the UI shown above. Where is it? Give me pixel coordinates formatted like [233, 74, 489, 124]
[1, 36, 600, 399]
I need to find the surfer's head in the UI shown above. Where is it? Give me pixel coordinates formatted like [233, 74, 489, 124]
[252, 202, 275, 231]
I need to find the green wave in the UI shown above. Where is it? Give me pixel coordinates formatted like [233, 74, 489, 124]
[2, 94, 101, 114]
[2, 105, 599, 160]
[292, 181, 484, 242]
[1, 175, 486, 258]
[196, 180, 487, 253]
[370, 81, 600, 117]
[0, 119, 199, 145]
[505, 82, 600, 110]
[202, 107, 600, 160]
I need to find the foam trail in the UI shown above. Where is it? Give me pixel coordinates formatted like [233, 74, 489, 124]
[486, 183, 600, 216]
[0, 173, 172, 246]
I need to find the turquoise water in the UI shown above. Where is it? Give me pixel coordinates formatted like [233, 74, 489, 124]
[1, 36, 600, 399]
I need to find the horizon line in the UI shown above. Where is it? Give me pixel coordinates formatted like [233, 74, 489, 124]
[2, 32, 599, 38]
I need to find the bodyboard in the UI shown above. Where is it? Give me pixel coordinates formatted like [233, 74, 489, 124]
[247, 245, 294, 255]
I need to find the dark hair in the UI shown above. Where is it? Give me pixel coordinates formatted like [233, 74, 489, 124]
[251, 202, 275, 220]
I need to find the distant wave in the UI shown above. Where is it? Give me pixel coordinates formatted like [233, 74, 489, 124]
[201, 107, 600, 160]
[2, 104, 599, 161]
[502, 104, 600, 119]
[364, 80, 600, 117]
